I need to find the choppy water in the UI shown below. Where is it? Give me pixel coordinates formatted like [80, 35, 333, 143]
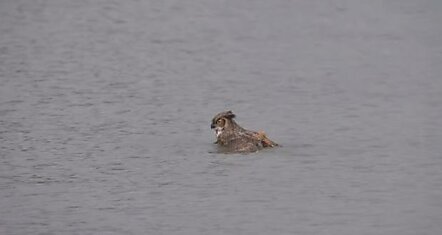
[1, 0, 442, 234]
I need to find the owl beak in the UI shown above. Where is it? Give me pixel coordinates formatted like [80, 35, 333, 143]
[210, 124, 215, 129]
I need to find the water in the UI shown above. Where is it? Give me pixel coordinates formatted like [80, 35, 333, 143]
[1, 0, 442, 234]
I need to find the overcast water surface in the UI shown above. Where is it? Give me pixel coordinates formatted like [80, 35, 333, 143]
[1, 0, 442, 234]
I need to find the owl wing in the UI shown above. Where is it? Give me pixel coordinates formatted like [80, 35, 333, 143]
[228, 137, 261, 153]
[240, 130, 278, 148]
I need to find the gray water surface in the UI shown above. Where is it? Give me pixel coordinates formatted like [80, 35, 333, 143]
[1, 0, 442, 234]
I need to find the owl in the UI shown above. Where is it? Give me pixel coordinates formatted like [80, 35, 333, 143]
[210, 111, 278, 153]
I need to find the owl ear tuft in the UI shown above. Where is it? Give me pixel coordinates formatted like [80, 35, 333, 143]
[225, 110, 236, 119]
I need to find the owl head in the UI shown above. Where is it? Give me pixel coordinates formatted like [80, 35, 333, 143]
[210, 110, 236, 137]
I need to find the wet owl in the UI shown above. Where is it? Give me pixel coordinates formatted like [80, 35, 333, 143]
[210, 111, 278, 153]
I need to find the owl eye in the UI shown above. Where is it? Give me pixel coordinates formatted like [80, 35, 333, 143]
[216, 119, 222, 124]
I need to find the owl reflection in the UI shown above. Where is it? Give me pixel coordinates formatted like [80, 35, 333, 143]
[210, 111, 278, 153]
